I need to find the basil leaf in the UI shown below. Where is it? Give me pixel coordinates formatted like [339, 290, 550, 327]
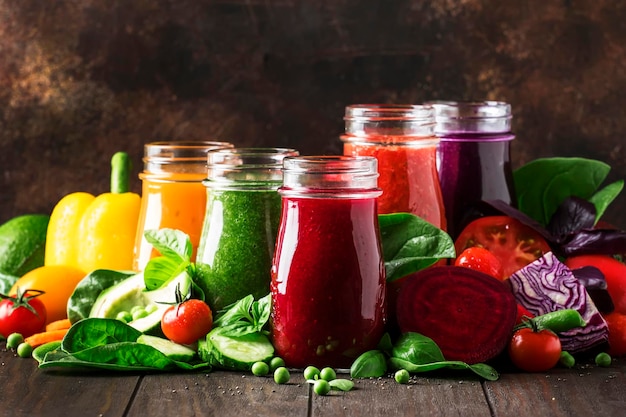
[350, 350, 388, 378]
[589, 180, 624, 224]
[391, 332, 445, 364]
[144, 255, 189, 290]
[514, 157, 610, 226]
[144, 228, 193, 261]
[379, 213, 455, 282]
[329, 379, 355, 392]
[388, 358, 499, 381]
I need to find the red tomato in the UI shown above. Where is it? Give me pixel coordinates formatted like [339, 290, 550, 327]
[515, 304, 535, 326]
[161, 299, 213, 345]
[455, 216, 551, 279]
[454, 247, 505, 280]
[0, 289, 47, 338]
[565, 255, 626, 315]
[508, 327, 562, 372]
[604, 312, 626, 357]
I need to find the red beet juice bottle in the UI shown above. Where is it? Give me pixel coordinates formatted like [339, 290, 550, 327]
[270, 156, 386, 369]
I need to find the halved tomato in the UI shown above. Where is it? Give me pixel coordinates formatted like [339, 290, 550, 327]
[455, 216, 551, 279]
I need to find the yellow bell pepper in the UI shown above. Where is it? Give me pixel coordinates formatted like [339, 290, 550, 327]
[45, 152, 141, 273]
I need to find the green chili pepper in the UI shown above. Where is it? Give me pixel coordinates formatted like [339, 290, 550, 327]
[516, 309, 586, 334]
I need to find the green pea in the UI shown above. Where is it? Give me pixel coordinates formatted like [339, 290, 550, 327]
[130, 305, 145, 315]
[394, 369, 410, 384]
[6, 333, 24, 350]
[269, 356, 286, 371]
[17, 342, 33, 358]
[319, 367, 336, 381]
[274, 367, 290, 384]
[304, 366, 321, 380]
[116, 311, 133, 323]
[145, 304, 159, 314]
[595, 352, 612, 367]
[131, 308, 148, 321]
[559, 351, 576, 368]
[313, 379, 331, 396]
[251, 361, 270, 376]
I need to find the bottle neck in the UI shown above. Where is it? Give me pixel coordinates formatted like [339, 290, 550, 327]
[427, 101, 513, 136]
[280, 156, 382, 199]
[343, 104, 436, 141]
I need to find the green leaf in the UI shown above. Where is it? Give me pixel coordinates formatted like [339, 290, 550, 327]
[144, 255, 190, 291]
[61, 318, 142, 353]
[514, 157, 611, 226]
[377, 332, 393, 355]
[379, 213, 455, 282]
[350, 349, 388, 378]
[0, 271, 18, 295]
[589, 180, 624, 224]
[67, 269, 134, 323]
[144, 228, 192, 261]
[391, 332, 446, 364]
[212, 294, 271, 337]
[388, 358, 499, 381]
[329, 379, 355, 391]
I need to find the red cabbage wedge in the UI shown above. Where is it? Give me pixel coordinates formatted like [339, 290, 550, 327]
[396, 266, 517, 364]
[509, 251, 609, 354]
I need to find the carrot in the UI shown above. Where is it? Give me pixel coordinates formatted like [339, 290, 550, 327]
[45, 318, 72, 332]
[24, 329, 69, 348]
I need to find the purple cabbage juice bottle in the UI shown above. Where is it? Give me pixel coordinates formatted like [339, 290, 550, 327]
[429, 101, 516, 240]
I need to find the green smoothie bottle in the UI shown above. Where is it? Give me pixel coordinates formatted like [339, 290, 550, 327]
[195, 148, 299, 312]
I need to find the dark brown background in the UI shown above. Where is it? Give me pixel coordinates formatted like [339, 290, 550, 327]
[1, 0, 625, 228]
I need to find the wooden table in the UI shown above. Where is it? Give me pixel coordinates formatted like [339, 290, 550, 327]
[1, 345, 625, 417]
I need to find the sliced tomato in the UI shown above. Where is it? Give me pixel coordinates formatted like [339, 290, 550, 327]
[565, 254, 626, 315]
[455, 216, 551, 279]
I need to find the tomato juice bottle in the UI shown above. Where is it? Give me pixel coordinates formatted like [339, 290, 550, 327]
[341, 104, 446, 230]
[133, 141, 233, 271]
[270, 156, 386, 368]
[428, 101, 516, 240]
[195, 148, 299, 312]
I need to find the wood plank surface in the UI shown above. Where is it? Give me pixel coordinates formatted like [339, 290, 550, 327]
[0, 347, 139, 417]
[3, 344, 626, 417]
[127, 371, 310, 417]
[485, 360, 626, 417]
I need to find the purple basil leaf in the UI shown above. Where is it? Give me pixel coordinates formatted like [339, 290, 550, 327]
[571, 266, 615, 314]
[571, 266, 607, 289]
[547, 197, 596, 242]
[560, 228, 626, 256]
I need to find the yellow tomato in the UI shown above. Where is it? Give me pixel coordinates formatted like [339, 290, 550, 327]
[10, 265, 86, 324]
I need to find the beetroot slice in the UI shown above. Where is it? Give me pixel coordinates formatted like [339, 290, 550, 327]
[396, 266, 517, 364]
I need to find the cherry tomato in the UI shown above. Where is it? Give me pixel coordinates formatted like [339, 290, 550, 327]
[161, 299, 213, 345]
[515, 304, 535, 326]
[604, 312, 626, 357]
[508, 327, 562, 372]
[455, 216, 551, 279]
[454, 247, 504, 280]
[565, 255, 626, 315]
[0, 288, 47, 338]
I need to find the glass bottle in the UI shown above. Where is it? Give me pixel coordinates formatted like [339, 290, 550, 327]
[270, 155, 386, 369]
[195, 147, 299, 312]
[341, 104, 446, 230]
[133, 141, 233, 271]
[429, 101, 516, 239]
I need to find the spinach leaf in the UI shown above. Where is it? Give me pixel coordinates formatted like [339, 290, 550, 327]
[589, 180, 624, 224]
[0, 271, 18, 295]
[61, 318, 142, 353]
[389, 332, 499, 381]
[514, 157, 610, 226]
[379, 213, 456, 282]
[66, 269, 134, 323]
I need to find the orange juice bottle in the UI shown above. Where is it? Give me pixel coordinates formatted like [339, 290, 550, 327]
[133, 141, 233, 271]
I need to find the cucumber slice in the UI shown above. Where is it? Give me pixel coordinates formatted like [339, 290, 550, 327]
[202, 328, 274, 371]
[137, 334, 196, 362]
